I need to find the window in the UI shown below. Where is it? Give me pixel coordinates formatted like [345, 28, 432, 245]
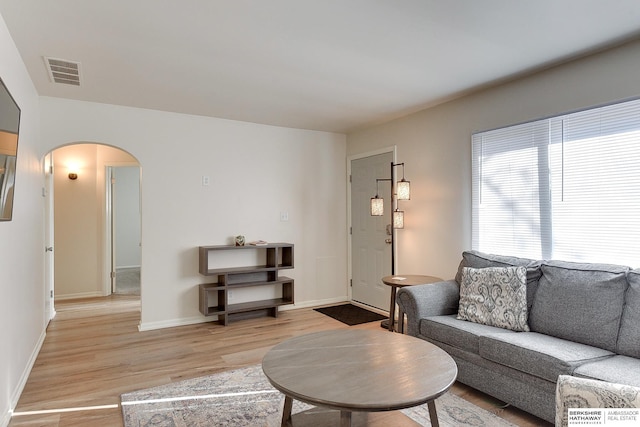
[472, 98, 640, 267]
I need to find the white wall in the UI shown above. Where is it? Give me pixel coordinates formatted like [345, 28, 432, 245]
[347, 39, 640, 280]
[0, 13, 43, 427]
[53, 144, 100, 297]
[39, 98, 348, 330]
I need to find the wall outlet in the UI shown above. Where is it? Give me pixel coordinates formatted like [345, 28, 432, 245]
[228, 290, 234, 300]
[202, 175, 210, 186]
[280, 211, 289, 221]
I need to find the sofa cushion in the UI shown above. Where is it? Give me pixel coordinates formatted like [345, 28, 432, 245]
[455, 250, 542, 309]
[573, 355, 640, 388]
[457, 266, 530, 332]
[618, 269, 640, 358]
[529, 260, 628, 352]
[420, 314, 514, 354]
[479, 332, 614, 383]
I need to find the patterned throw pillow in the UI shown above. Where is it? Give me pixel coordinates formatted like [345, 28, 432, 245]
[457, 266, 530, 332]
[555, 375, 640, 427]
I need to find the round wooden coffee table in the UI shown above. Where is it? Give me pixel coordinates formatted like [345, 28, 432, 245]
[262, 329, 457, 427]
[382, 275, 442, 332]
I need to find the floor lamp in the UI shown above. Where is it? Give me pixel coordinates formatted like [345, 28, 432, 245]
[370, 162, 410, 275]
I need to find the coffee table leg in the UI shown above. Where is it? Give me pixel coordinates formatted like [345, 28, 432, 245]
[281, 395, 293, 427]
[427, 400, 439, 427]
[340, 410, 351, 427]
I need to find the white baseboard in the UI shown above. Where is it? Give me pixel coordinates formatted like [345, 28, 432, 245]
[138, 297, 351, 331]
[280, 296, 349, 311]
[116, 265, 141, 270]
[5, 328, 47, 426]
[138, 316, 207, 331]
[55, 291, 103, 301]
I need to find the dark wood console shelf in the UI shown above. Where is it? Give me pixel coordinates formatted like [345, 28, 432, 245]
[198, 243, 294, 325]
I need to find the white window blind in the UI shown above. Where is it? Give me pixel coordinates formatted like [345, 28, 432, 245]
[472, 98, 640, 267]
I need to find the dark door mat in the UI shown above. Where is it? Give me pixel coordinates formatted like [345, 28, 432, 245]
[314, 303, 387, 326]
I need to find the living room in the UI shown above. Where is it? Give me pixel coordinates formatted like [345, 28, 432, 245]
[2, 2, 640, 426]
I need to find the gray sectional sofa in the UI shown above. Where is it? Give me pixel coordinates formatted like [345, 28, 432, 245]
[396, 250, 640, 423]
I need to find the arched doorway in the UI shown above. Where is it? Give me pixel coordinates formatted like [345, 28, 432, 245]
[44, 142, 141, 320]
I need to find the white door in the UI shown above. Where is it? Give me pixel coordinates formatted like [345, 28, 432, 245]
[351, 152, 393, 310]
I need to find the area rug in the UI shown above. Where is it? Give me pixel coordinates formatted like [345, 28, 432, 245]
[121, 365, 516, 427]
[313, 303, 387, 326]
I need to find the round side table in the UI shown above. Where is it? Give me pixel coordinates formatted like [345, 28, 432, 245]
[382, 274, 442, 333]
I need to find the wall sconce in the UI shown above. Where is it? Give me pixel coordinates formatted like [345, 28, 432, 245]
[369, 161, 411, 275]
[67, 162, 80, 180]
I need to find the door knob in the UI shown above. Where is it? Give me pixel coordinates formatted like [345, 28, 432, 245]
[385, 238, 392, 244]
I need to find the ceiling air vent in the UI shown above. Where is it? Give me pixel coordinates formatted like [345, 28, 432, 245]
[44, 57, 81, 86]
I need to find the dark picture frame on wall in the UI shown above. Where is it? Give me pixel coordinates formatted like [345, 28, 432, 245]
[0, 77, 21, 221]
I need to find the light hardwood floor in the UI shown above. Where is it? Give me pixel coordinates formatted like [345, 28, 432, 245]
[9, 295, 551, 426]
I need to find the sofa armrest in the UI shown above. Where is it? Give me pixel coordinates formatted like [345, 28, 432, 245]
[396, 280, 460, 337]
[556, 375, 640, 427]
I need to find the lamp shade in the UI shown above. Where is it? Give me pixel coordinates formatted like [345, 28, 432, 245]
[370, 196, 384, 216]
[393, 209, 404, 229]
[397, 179, 410, 200]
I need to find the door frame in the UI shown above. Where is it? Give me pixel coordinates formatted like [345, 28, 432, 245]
[43, 152, 55, 324]
[347, 146, 397, 302]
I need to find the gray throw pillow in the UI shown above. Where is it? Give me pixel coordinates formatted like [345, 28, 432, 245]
[618, 269, 640, 357]
[529, 260, 628, 352]
[457, 266, 530, 332]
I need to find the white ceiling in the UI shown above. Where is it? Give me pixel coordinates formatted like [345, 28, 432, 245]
[1, 1, 640, 133]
